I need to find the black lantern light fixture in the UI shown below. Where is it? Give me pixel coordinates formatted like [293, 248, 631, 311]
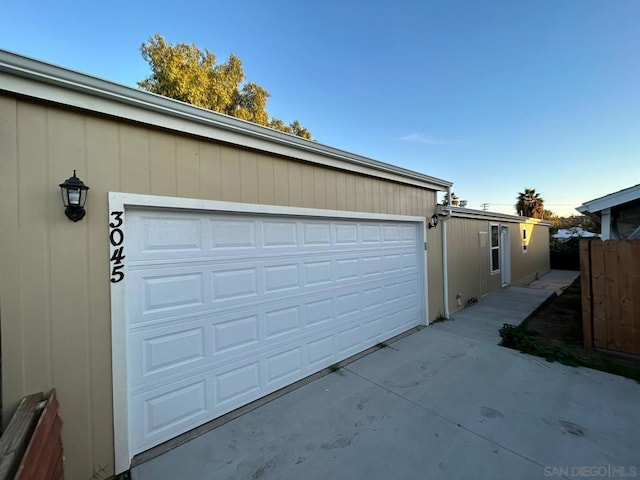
[59, 170, 90, 222]
[428, 213, 439, 229]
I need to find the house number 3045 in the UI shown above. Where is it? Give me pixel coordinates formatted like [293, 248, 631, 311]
[109, 211, 125, 283]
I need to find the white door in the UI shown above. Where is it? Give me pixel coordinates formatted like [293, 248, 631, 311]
[124, 207, 425, 455]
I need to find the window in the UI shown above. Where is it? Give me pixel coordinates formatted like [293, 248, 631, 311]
[522, 229, 528, 253]
[491, 225, 500, 273]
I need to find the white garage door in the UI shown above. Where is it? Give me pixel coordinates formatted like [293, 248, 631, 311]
[125, 207, 425, 454]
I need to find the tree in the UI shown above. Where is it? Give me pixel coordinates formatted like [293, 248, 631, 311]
[138, 34, 312, 139]
[516, 188, 545, 218]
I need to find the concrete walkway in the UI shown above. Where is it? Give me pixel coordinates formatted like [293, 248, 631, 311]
[132, 270, 639, 480]
[434, 269, 581, 344]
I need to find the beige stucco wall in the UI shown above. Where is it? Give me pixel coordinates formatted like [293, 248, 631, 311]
[0, 95, 444, 479]
[445, 216, 550, 312]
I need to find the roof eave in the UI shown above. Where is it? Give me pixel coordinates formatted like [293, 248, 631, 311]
[0, 49, 452, 192]
[437, 205, 553, 226]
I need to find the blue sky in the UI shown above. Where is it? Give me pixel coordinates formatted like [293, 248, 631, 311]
[3, 0, 639, 216]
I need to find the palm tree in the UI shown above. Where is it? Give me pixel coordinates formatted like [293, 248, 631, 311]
[516, 188, 545, 218]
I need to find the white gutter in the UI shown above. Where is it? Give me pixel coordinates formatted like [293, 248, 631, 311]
[441, 186, 453, 319]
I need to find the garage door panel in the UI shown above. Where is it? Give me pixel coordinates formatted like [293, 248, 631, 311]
[262, 220, 298, 247]
[210, 218, 257, 250]
[306, 335, 335, 368]
[265, 347, 303, 385]
[214, 361, 261, 408]
[139, 216, 205, 253]
[130, 274, 420, 388]
[213, 314, 260, 354]
[131, 375, 213, 450]
[336, 325, 362, 354]
[126, 208, 425, 455]
[302, 222, 332, 245]
[362, 317, 384, 343]
[141, 271, 205, 315]
[212, 267, 259, 301]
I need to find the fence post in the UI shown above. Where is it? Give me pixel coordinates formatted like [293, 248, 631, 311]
[579, 239, 593, 348]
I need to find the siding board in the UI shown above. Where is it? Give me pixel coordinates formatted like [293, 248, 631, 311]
[0, 96, 23, 427]
[336, 173, 347, 210]
[48, 109, 94, 476]
[314, 168, 327, 209]
[272, 158, 289, 206]
[85, 116, 119, 468]
[176, 138, 200, 198]
[17, 103, 52, 395]
[149, 132, 176, 196]
[287, 162, 302, 207]
[119, 125, 150, 194]
[0, 96, 444, 480]
[325, 170, 337, 210]
[257, 154, 275, 205]
[199, 143, 221, 199]
[220, 145, 241, 202]
[240, 150, 258, 204]
[300, 164, 315, 208]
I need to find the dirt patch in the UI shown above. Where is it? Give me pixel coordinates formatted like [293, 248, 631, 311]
[500, 277, 640, 382]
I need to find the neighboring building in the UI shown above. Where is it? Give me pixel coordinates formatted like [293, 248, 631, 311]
[576, 184, 640, 240]
[438, 206, 551, 313]
[552, 227, 599, 245]
[0, 49, 550, 478]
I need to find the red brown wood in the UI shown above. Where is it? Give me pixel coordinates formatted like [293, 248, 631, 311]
[15, 390, 64, 480]
[0, 393, 43, 480]
[581, 239, 640, 355]
[579, 240, 593, 347]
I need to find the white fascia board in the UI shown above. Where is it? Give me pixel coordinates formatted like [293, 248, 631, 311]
[0, 49, 452, 192]
[437, 205, 552, 226]
[577, 184, 640, 214]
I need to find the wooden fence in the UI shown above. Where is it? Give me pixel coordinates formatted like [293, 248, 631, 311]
[580, 239, 640, 355]
[0, 390, 63, 480]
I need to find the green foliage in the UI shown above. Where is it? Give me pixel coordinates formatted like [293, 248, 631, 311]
[138, 34, 311, 139]
[516, 188, 545, 218]
[499, 323, 581, 366]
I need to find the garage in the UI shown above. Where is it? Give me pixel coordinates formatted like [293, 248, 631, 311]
[2, 50, 452, 478]
[112, 195, 428, 460]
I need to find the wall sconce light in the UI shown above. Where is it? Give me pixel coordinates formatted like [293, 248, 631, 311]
[428, 213, 439, 229]
[59, 170, 90, 222]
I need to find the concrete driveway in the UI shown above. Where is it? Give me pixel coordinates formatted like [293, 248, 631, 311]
[132, 273, 640, 480]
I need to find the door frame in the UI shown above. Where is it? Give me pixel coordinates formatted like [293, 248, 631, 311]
[108, 192, 428, 474]
[500, 225, 511, 286]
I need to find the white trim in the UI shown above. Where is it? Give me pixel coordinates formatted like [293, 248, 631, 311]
[0, 49, 451, 192]
[600, 208, 612, 240]
[438, 205, 553, 226]
[108, 192, 428, 223]
[500, 225, 511, 286]
[109, 205, 130, 474]
[441, 186, 452, 319]
[109, 192, 428, 473]
[421, 221, 430, 327]
[489, 223, 501, 275]
[576, 183, 640, 214]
